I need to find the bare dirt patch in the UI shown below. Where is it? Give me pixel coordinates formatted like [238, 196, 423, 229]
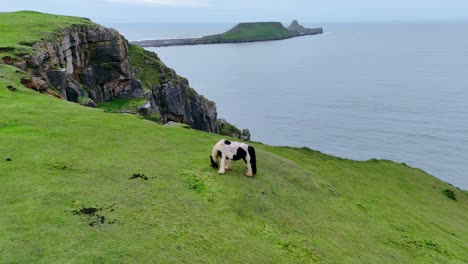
[71, 204, 117, 227]
[129, 173, 149, 180]
[2, 56, 14, 65]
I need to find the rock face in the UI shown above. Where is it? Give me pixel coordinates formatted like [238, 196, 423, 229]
[129, 45, 218, 133]
[287, 20, 323, 35]
[145, 81, 217, 132]
[288, 20, 303, 32]
[23, 25, 144, 105]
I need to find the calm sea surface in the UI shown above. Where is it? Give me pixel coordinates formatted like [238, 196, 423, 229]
[108, 22, 468, 189]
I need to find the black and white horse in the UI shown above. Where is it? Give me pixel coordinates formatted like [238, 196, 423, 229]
[210, 139, 257, 177]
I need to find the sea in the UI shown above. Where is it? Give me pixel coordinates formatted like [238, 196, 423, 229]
[107, 22, 468, 190]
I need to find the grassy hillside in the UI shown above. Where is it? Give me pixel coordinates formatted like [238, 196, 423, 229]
[1, 64, 467, 263]
[200, 22, 294, 43]
[0, 11, 93, 59]
[1, 11, 467, 263]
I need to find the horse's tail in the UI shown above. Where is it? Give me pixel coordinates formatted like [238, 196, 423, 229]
[248, 146, 257, 175]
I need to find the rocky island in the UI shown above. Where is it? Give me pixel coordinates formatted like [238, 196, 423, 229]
[131, 20, 323, 47]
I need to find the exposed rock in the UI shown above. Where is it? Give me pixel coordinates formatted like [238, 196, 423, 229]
[14, 61, 27, 71]
[23, 24, 145, 105]
[288, 20, 323, 35]
[129, 45, 218, 132]
[47, 69, 67, 90]
[241, 129, 251, 141]
[164, 121, 179, 126]
[149, 81, 217, 132]
[288, 20, 303, 32]
[20, 77, 48, 92]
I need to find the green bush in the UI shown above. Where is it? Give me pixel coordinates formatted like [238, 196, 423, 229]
[140, 113, 162, 123]
[217, 119, 241, 137]
[442, 189, 456, 201]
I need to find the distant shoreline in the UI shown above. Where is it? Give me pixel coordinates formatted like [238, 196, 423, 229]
[131, 33, 322, 47]
[131, 21, 323, 48]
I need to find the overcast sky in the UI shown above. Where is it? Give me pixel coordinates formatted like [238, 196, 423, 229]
[1, 0, 468, 23]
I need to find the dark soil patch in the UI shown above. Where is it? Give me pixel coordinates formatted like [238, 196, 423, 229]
[20, 78, 34, 90]
[45, 89, 63, 99]
[130, 173, 148, 180]
[74, 207, 99, 215]
[71, 204, 117, 227]
[6, 157, 12, 161]
[2, 56, 14, 65]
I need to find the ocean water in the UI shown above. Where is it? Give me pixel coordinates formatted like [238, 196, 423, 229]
[108, 22, 468, 189]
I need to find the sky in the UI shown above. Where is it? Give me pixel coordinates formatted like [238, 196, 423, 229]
[1, 0, 468, 23]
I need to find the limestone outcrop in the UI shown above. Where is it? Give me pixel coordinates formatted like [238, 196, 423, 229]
[23, 25, 144, 105]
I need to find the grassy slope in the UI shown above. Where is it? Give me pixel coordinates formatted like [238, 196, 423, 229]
[128, 44, 193, 92]
[128, 44, 165, 89]
[1, 11, 467, 263]
[0, 11, 93, 59]
[97, 98, 147, 114]
[1, 65, 467, 263]
[200, 22, 293, 42]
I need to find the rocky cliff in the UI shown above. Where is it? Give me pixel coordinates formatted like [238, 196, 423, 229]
[22, 25, 144, 106]
[128, 44, 218, 132]
[14, 23, 218, 133]
[287, 20, 323, 35]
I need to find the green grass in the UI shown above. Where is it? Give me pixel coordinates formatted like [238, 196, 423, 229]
[0, 11, 93, 59]
[1, 64, 467, 263]
[128, 44, 191, 91]
[200, 22, 294, 43]
[217, 119, 242, 137]
[1, 11, 467, 263]
[128, 44, 165, 89]
[97, 98, 147, 114]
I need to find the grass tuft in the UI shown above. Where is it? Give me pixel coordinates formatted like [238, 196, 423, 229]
[442, 189, 457, 201]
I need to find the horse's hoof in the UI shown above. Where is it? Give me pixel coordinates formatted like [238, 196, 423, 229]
[218, 171, 226, 175]
[245, 172, 254, 177]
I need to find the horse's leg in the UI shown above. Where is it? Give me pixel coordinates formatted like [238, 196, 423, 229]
[225, 159, 231, 170]
[245, 156, 253, 177]
[218, 154, 226, 175]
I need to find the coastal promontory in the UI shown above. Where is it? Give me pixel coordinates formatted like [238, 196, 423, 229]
[131, 20, 323, 47]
